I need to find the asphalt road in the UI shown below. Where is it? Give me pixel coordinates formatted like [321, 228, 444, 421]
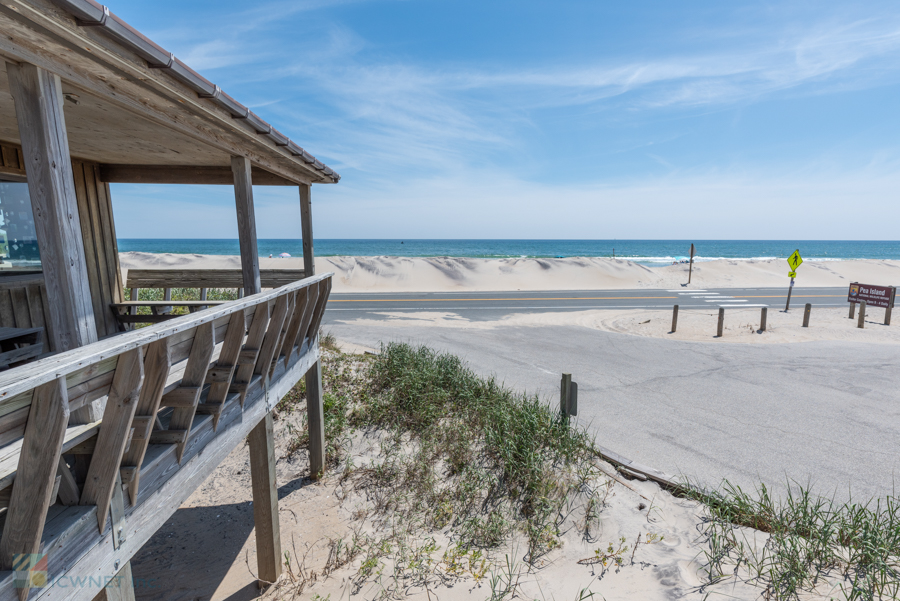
[322, 287, 899, 502]
[325, 286, 848, 320]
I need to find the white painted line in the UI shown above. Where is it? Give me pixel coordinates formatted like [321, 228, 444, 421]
[669, 289, 707, 292]
[704, 298, 733, 301]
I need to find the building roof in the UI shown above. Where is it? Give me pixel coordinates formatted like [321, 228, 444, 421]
[0, 0, 339, 185]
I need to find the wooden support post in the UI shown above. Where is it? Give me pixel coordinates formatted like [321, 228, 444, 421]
[306, 360, 325, 478]
[95, 561, 136, 601]
[0, 378, 69, 601]
[560, 373, 572, 417]
[165, 322, 215, 462]
[885, 287, 895, 326]
[248, 412, 282, 588]
[717, 307, 725, 337]
[670, 305, 678, 333]
[232, 156, 261, 296]
[299, 183, 314, 278]
[760, 307, 767, 332]
[130, 288, 138, 317]
[858, 300, 866, 329]
[849, 302, 855, 319]
[802, 303, 812, 327]
[81, 348, 144, 532]
[6, 62, 98, 352]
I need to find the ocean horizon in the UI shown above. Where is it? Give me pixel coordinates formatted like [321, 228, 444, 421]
[116, 239, 900, 264]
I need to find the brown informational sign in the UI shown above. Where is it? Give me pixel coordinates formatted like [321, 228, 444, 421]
[848, 283, 895, 308]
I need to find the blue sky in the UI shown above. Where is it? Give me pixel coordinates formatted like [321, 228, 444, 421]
[110, 0, 900, 239]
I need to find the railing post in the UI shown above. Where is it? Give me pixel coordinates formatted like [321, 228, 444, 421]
[0, 378, 69, 601]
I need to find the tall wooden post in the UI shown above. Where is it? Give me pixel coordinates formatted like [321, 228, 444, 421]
[232, 156, 261, 296]
[7, 62, 101, 423]
[232, 156, 281, 587]
[6, 62, 97, 351]
[299, 184, 326, 477]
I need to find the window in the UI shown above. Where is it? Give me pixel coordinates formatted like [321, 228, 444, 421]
[0, 180, 41, 272]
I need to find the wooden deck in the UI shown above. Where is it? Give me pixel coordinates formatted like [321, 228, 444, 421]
[0, 273, 332, 601]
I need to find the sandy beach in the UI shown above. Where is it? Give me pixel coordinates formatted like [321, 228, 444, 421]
[119, 253, 900, 293]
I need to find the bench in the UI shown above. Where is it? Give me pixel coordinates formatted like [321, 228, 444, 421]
[116, 268, 306, 325]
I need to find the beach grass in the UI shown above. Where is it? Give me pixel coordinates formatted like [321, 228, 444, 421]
[687, 480, 900, 600]
[271, 341, 900, 600]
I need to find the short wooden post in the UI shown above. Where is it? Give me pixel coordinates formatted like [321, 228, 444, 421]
[885, 287, 895, 326]
[858, 300, 866, 329]
[560, 373, 572, 417]
[759, 307, 767, 332]
[306, 360, 326, 478]
[802, 303, 811, 327]
[248, 412, 282, 588]
[671, 305, 678, 333]
[849, 302, 855, 319]
[716, 307, 725, 337]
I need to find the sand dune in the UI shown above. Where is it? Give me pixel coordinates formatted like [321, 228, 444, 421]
[120, 252, 900, 292]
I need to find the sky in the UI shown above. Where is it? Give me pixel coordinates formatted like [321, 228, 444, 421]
[109, 0, 900, 240]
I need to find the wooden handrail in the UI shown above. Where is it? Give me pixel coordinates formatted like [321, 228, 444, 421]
[0, 272, 332, 402]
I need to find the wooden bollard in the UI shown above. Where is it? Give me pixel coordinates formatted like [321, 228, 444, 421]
[885, 286, 895, 326]
[760, 307, 767, 332]
[560, 373, 571, 417]
[858, 300, 866, 329]
[802, 303, 811, 327]
[671, 305, 679, 333]
[717, 307, 725, 337]
[849, 302, 855, 319]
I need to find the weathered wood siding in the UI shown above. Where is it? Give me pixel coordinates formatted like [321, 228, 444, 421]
[0, 143, 124, 345]
[0, 274, 54, 348]
[72, 160, 124, 339]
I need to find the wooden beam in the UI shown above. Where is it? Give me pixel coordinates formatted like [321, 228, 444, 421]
[97, 165, 297, 186]
[232, 156, 261, 295]
[81, 348, 144, 532]
[299, 184, 315, 277]
[0, 378, 69, 601]
[5, 61, 97, 351]
[93, 561, 136, 601]
[247, 412, 282, 588]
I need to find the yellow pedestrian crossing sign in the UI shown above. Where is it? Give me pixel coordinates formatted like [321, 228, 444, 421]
[787, 250, 803, 272]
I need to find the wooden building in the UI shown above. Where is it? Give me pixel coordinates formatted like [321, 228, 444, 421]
[0, 0, 337, 599]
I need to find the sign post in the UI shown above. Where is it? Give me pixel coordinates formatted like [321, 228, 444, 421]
[785, 250, 803, 311]
[688, 243, 695, 284]
[847, 282, 896, 326]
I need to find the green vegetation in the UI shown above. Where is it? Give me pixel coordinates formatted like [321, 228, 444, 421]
[275, 341, 898, 600]
[688, 480, 900, 601]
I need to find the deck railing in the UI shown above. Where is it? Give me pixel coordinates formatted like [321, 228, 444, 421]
[0, 272, 332, 601]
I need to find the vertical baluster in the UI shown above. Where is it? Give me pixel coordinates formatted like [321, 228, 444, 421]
[253, 294, 291, 384]
[80, 348, 144, 532]
[159, 322, 215, 463]
[198, 311, 246, 429]
[120, 338, 171, 504]
[279, 287, 310, 368]
[287, 283, 319, 366]
[232, 301, 271, 405]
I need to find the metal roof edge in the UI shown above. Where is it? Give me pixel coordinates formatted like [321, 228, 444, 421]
[46, 0, 340, 184]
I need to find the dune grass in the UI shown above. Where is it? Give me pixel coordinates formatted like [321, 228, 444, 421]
[277, 340, 898, 600]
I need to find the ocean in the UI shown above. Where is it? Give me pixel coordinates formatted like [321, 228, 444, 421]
[117, 239, 900, 264]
